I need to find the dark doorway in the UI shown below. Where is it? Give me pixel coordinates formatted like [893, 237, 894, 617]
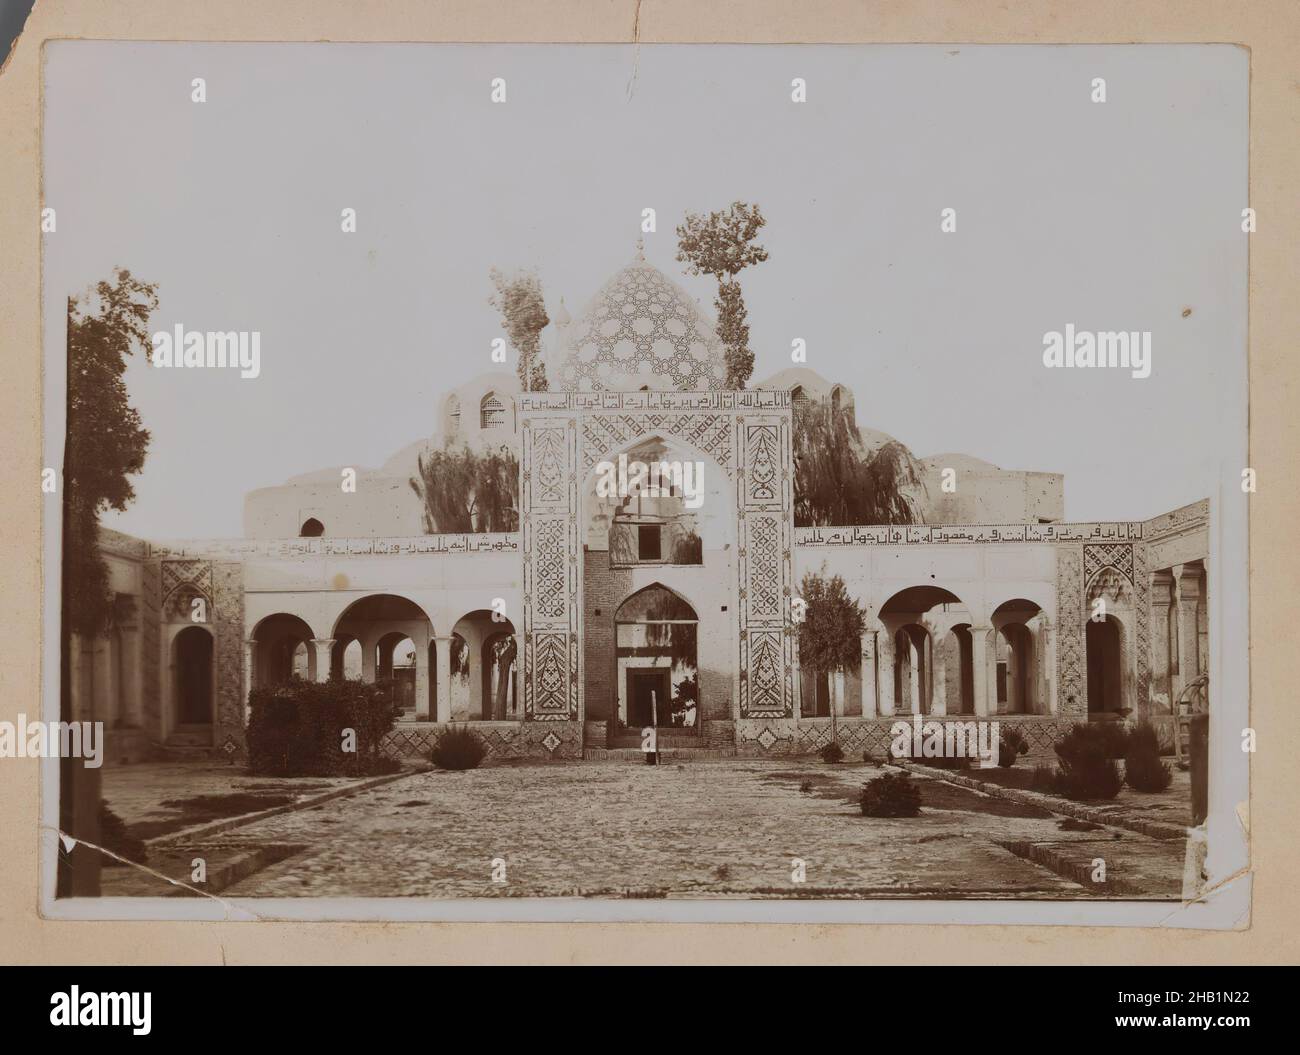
[626, 668, 670, 728]
[174, 627, 213, 724]
[1086, 616, 1123, 713]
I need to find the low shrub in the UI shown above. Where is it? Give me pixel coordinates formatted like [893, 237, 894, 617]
[97, 801, 146, 867]
[247, 677, 401, 777]
[860, 771, 922, 817]
[1030, 765, 1058, 793]
[430, 726, 488, 771]
[1124, 722, 1173, 792]
[819, 741, 844, 764]
[1053, 723, 1124, 800]
[1095, 721, 1130, 759]
[997, 727, 1028, 768]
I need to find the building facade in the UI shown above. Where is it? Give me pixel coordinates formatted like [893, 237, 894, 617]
[73, 254, 1211, 764]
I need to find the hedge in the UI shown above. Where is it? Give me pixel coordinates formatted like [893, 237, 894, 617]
[247, 677, 402, 777]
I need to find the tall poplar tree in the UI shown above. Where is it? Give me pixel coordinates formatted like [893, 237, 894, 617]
[489, 267, 550, 392]
[675, 202, 769, 388]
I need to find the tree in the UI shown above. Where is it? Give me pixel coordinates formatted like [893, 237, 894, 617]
[793, 399, 925, 526]
[797, 568, 866, 746]
[60, 268, 158, 897]
[409, 443, 519, 532]
[489, 267, 550, 392]
[488, 635, 517, 719]
[675, 202, 769, 388]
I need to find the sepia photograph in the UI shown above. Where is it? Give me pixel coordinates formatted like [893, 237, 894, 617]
[33, 39, 1252, 924]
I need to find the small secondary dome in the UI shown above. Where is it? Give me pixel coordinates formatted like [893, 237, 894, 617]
[555, 251, 726, 392]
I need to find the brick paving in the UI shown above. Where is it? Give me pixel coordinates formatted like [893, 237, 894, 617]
[103, 761, 378, 840]
[173, 759, 1190, 900]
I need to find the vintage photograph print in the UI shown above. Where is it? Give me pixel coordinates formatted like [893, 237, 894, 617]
[38, 43, 1248, 923]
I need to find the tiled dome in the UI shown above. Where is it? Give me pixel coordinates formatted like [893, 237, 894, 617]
[555, 250, 726, 392]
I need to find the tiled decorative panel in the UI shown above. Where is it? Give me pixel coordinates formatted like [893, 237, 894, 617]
[521, 419, 579, 721]
[520, 391, 795, 726]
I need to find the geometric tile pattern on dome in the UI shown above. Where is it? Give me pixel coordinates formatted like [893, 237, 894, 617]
[556, 260, 726, 393]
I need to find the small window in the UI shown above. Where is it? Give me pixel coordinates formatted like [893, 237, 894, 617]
[447, 395, 461, 433]
[299, 518, 324, 537]
[637, 524, 662, 561]
[791, 385, 809, 409]
[480, 393, 505, 429]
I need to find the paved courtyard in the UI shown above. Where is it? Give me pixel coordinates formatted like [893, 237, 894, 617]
[113, 759, 1188, 900]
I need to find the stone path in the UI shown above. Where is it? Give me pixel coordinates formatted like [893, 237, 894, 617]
[164, 760, 1190, 900]
[103, 761, 378, 840]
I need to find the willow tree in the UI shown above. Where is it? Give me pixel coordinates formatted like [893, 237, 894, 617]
[489, 267, 550, 392]
[61, 268, 158, 896]
[675, 202, 768, 388]
[409, 443, 519, 533]
[793, 400, 924, 526]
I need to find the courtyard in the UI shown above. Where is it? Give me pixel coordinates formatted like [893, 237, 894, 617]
[102, 759, 1189, 900]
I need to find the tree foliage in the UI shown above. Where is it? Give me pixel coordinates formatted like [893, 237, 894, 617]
[675, 202, 768, 388]
[409, 443, 519, 533]
[60, 268, 157, 898]
[64, 269, 158, 636]
[797, 567, 866, 683]
[793, 399, 924, 526]
[489, 267, 550, 392]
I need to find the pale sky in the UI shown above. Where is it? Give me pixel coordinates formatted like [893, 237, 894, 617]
[42, 43, 1248, 538]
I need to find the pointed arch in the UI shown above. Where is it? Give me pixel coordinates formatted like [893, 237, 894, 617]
[480, 391, 505, 429]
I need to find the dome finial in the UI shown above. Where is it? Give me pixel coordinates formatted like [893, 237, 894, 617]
[635, 235, 645, 262]
[554, 296, 571, 326]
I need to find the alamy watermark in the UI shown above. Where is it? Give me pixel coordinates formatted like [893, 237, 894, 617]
[594, 452, 705, 508]
[1042, 325, 1151, 379]
[151, 325, 261, 379]
[50, 987, 151, 1035]
[889, 714, 1001, 768]
[0, 716, 103, 768]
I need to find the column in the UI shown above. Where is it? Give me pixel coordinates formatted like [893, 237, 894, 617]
[1149, 570, 1174, 713]
[243, 638, 257, 720]
[464, 627, 485, 719]
[91, 637, 112, 725]
[512, 634, 523, 718]
[920, 633, 933, 715]
[907, 638, 920, 714]
[860, 632, 877, 717]
[1004, 626, 1021, 714]
[414, 639, 430, 720]
[931, 635, 948, 716]
[1040, 619, 1055, 715]
[434, 636, 452, 723]
[971, 625, 994, 717]
[121, 627, 142, 726]
[1174, 563, 1202, 707]
[68, 633, 85, 723]
[310, 639, 335, 683]
[877, 630, 895, 716]
[1025, 616, 1046, 716]
[360, 635, 377, 683]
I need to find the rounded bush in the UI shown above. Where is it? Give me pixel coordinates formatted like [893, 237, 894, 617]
[860, 772, 922, 817]
[997, 727, 1028, 768]
[1053, 723, 1124, 800]
[431, 726, 487, 771]
[1124, 722, 1173, 792]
